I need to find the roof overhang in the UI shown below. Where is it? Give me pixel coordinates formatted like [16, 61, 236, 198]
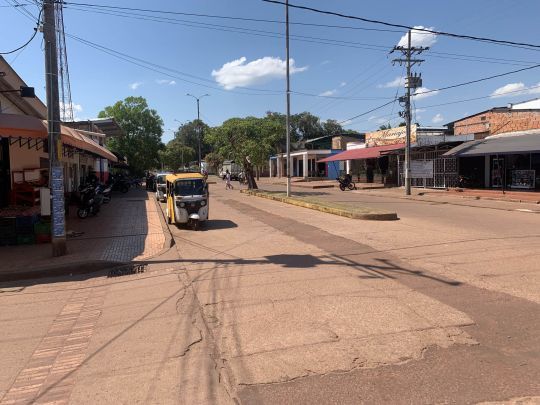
[0, 113, 117, 161]
[443, 131, 540, 157]
[318, 143, 405, 162]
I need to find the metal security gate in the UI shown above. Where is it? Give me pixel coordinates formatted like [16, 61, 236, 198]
[398, 149, 458, 188]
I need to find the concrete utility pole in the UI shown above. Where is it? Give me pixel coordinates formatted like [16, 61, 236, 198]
[186, 93, 209, 171]
[392, 30, 428, 195]
[43, 0, 67, 256]
[285, 0, 291, 197]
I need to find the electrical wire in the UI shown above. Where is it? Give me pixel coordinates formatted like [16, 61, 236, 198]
[413, 62, 540, 97]
[262, 0, 540, 51]
[62, 4, 540, 67]
[0, 3, 42, 54]
[338, 99, 398, 125]
[60, 1, 403, 33]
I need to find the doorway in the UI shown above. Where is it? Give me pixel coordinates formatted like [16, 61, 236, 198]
[0, 138, 11, 208]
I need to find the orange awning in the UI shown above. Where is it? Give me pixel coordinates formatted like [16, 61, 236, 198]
[0, 113, 117, 162]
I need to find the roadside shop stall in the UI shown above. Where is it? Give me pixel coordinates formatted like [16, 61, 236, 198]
[0, 113, 117, 246]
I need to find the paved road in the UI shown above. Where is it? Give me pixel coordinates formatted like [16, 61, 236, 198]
[166, 180, 539, 404]
[1, 183, 538, 404]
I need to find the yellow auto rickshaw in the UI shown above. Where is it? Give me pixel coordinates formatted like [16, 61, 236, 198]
[165, 173, 209, 230]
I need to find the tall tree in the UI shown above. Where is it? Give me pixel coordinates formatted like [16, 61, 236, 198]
[322, 119, 343, 136]
[206, 116, 282, 189]
[159, 138, 195, 171]
[174, 120, 211, 158]
[99, 97, 163, 174]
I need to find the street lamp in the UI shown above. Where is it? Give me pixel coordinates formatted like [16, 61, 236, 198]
[186, 93, 209, 171]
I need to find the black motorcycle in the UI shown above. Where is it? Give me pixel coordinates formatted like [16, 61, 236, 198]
[109, 175, 130, 193]
[337, 174, 356, 191]
[77, 185, 101, 218]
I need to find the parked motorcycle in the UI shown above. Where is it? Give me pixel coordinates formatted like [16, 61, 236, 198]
[77, 185, 101, 218]
[337, 174, 356, 191]
[95, 183, 112, 204]
[108, 175, 130, 193]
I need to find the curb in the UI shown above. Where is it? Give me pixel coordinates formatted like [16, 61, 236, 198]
[150, 192, 175, 257]
[241, 189, 398, 221]
[0, 260, 126, 283]
[362, 190, 540, 209]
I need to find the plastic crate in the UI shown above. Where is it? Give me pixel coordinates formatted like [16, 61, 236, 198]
[16, 215, 38, 227]
[35, 233, 51, 244]
[17, 234, 35, 245]
[34, 222, 51, 235]
[0, 236, 17, 246]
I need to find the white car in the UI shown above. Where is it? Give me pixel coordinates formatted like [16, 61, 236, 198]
[155, 173, 169, 202]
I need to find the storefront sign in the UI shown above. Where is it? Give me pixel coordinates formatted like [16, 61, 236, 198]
[511, 169, 535, 189]
[51, 165, 65, 237]
[366, 124, 417, 147]
[411, 160, 434, 178]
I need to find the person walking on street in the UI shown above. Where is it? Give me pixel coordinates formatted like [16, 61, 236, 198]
[225, 170, 234, 190]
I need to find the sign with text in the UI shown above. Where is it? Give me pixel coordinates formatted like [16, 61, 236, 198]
[51, 165, 65, 238]
[366, 124, 417, 147]
[411, 160, 434, 178]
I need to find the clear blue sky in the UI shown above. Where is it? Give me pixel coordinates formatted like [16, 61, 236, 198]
[2, 0, 540, 142]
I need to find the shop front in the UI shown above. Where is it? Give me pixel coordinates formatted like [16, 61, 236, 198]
[444, 131, 540, 190]
[0, 113, 117, 246]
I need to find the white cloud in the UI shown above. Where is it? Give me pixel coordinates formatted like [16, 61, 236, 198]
[375, 117, 389, 124]
[431, 113, 444, 124]
[321, 60, 331, 65]
[339, 81, 347, 87]
[397, 26, 438, 48]
[378, 76, 405, 88]
[60, 102, 83, 121]
[489, 82, 540, 98]
[319, 89, 337, 97]
[156, 79, 177, 85]
[414, 108, 427, 113]
[129, 81, 143, 90]
[412, 87, 439, 100]
[212, 56, 308, 90]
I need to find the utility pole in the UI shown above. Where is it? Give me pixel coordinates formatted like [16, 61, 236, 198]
[186, 93, 209, 171]
[285, 0, 291, 197]
[43, 0, 67, 256]
[392, 30, 428, 195]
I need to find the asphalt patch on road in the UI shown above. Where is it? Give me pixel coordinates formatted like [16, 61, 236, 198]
[222, 199, 540, 404]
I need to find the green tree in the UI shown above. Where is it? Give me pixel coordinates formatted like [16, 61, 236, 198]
[174, 120, 211, 159]
[292, 111, 324, 140]
[322, 119, 343, 136]
[379, 123, 392, 130]
[204, 152, 224, 175]
[99, 97, 163, 174]
[159, 138, 195, 171]
[205, 116, 282, 188]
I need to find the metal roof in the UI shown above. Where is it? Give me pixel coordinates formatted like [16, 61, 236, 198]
[443, 131, 540, 157]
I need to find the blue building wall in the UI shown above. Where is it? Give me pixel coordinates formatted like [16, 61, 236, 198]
[326, 150, 344, 179]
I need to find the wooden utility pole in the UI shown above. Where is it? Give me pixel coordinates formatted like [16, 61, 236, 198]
[392, 30, 428, 195]
[43, 0, 67, 256]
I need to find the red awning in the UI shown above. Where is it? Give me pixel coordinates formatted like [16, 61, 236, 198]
[318, 143, 405, 163]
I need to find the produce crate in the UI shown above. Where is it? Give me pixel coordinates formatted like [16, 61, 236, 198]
[0, 236, 17, 246]
[34, 221, 51, 235]
[35, 233, 51, 244]
[16, 215, 39, 235]
[17, 234, 35, 245]
[0, 218, 17, 239]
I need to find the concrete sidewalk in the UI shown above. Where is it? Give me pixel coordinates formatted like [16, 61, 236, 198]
[0, 189, 169, 280]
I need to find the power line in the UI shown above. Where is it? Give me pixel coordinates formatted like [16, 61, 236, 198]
[0, 3, 42, 54]
[65, 33, 284, 96]
[338, 99, 397, 125]
[413, 62, 540, 97]
[63, 4, 540, 68]
[60, 1, 403, 33]
[262, 0, 540, 51]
